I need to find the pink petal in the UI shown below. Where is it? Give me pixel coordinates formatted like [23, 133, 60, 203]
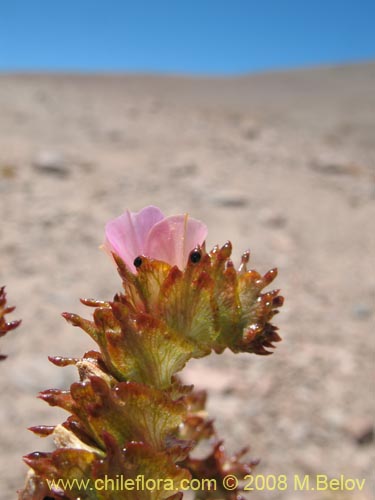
[146, 214, 208, 270]
[104, 206, 165, 270]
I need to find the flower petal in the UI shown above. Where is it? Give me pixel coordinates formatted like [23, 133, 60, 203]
[146, 214, 208, 270]
[104, 206, 165, 270]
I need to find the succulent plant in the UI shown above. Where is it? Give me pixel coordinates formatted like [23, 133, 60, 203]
[19, 207, 283, 499]
[0, 286, 21, 361]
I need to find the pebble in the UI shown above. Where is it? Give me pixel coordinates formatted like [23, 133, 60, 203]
[259, 208, 287, 228]
[311, 158, 363, 177]
[343, 416, 374, 445]
[32, 151, 70, 177]
[0, 164, 17, 179]
[351, 303, 373, 320]
[242, 125, 260, 140]
[211, 191, 249, 208]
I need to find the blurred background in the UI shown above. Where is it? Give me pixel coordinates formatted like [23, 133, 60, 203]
[0, 1, 374, 499]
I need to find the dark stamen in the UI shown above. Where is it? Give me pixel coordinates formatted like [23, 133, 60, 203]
[190, 249, 201, 264]
[133, 256, 143, 268]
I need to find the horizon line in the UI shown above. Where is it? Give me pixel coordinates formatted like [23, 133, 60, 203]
[0, 59, 374, 80]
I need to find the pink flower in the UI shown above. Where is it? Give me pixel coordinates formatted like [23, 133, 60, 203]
[104, 206, 208, 272]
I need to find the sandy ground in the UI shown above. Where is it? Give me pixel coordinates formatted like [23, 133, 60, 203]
[0, 63, 374, 499]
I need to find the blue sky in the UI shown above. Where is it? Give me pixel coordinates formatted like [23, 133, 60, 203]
[0, 0, 374, 74]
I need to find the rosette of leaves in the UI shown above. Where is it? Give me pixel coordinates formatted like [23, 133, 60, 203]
[0, 286, 21, 361]
[19, 237, 282, 499]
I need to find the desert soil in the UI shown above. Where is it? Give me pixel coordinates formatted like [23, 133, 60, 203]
[0, 63, 374, 499]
